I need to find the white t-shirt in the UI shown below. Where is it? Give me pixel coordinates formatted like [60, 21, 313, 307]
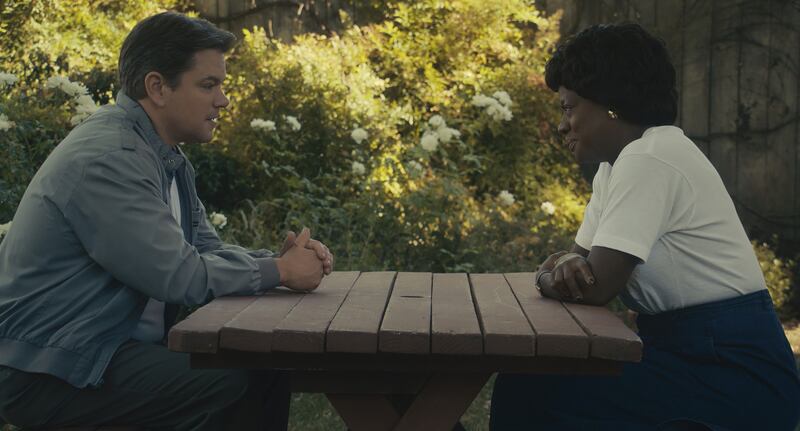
[575, 126, 766, 314]
[130, 177, 180, 342]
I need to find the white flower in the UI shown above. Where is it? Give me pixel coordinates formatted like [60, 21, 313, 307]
[471, 94, 495, 108]
[46, 76, 70, 90]
[498, 190, 515, 206]
[350, 127, 368, 144]
[540, 201, 556, 215]
[0, 72, 18, 87]
[492, 90, 513, 107]
[64, 81, 88, 97]
[74, 94, 95, 107]
[486, 103, 513, 122]
[46, 76, 88, 97]
[0, 114, 15, 132]
[285, 115, 301, 131]
[351, 161, 366, 176]
[209, 212, 228, 229]
[74, 95, 98, 115]
[436, 126, 461, 143]
[420, 132, 439, 152]
[250, 118, 276, 131]
[70, 113, 89, 126]
[473, 92, 513, 122]
[427, 115, 445, 128]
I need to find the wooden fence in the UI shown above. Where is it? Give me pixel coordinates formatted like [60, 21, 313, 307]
[193, 0, 378, 40]
[194, 0, 800, 242]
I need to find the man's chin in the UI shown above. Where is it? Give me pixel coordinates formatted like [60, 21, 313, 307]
[185, 133, 214, 145]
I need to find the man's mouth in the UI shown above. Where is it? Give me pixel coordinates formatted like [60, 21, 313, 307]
[567, 140, 577, 153]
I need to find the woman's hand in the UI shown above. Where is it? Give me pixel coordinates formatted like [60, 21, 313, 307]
[538, 251, 568, 272]
[536, 250, 595, 301]
[551, 253, 595, 300]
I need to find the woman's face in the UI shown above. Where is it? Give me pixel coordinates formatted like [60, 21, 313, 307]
[557, 87, 618, 164]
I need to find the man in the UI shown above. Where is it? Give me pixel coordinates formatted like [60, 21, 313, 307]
[0, 12, 332, 430]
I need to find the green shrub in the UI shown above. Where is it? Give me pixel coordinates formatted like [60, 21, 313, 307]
[195, 0, 587, 272]
[753, 239, 795, 316]
[2, 0, 587, 273]
[0, 0, 183, 221]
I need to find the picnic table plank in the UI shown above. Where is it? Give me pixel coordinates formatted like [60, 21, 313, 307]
[327, 271, 397, 353]
[469, 273, 535, 356]
[379, 272, 432, 354]
[168, 296, 257, 353]
[271, 271, 360, 353]
[563, 302, 643, 362]
[431, 273, 482, 355]
[218, 288, 305, 353]
[504, 273, 590, 358]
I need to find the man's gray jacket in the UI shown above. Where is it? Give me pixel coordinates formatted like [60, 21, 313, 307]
[0, 92, 281, 388]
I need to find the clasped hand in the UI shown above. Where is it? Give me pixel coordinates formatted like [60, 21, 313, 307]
[275, 227, 334, 292]
[537, 250, 595, 301]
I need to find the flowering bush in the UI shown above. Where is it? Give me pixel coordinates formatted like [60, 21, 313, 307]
[753, 239, 796, 316]
[0, 0, 795, 315]
[0, 0, 182, 221]
[183, 0, 590, 272]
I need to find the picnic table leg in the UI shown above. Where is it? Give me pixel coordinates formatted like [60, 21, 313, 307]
[392, 372, 491, 431]
[326, 372, 489, 431]
[326, 394, 401, 431]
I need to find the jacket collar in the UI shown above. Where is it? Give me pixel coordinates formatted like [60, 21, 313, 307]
[115, 91, 185, 175]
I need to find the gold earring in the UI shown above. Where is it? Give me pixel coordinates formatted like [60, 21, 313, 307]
[608, 110, 618, 119]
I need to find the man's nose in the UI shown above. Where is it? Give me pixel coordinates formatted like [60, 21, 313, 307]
[216, 90, 230, 108]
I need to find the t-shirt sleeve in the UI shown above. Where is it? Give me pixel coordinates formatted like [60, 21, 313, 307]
[574, 164, 607, 250]
[590, 155, 687, 263]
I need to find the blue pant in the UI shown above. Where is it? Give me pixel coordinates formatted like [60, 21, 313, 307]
[490, 290, 800, 430]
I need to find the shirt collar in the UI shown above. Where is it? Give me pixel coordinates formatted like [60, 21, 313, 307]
[115, 91, 185, 175]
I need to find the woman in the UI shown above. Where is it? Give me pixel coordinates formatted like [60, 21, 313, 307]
[490, 23, 800, 430]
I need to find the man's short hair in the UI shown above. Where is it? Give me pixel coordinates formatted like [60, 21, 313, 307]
[119, 12, 236, 100]
[545, 23, 678, 127]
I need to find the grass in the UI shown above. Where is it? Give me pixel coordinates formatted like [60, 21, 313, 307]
[288, 375, 495, 431]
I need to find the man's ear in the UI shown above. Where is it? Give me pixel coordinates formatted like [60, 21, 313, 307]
[143, 71, 170, 107]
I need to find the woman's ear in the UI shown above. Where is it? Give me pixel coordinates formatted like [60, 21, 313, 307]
[143, 71, 169, 107]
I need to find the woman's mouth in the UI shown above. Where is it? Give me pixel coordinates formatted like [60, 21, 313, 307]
[568, 140, 577, 153]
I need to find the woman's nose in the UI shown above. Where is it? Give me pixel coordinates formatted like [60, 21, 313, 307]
[557, 116, 569, 135]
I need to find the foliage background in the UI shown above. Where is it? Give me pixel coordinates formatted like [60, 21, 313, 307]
[0, 0, 797, 429]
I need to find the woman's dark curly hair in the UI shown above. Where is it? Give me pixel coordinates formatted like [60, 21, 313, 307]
[545, 23, 678, 127]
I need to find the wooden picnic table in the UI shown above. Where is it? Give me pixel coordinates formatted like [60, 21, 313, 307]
[168, 271, 642, 431]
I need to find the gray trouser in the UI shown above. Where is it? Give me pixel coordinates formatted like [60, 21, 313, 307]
[0, 340, 290, 430]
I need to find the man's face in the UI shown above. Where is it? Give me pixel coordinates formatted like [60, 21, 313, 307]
[161, 49, 229, 145]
